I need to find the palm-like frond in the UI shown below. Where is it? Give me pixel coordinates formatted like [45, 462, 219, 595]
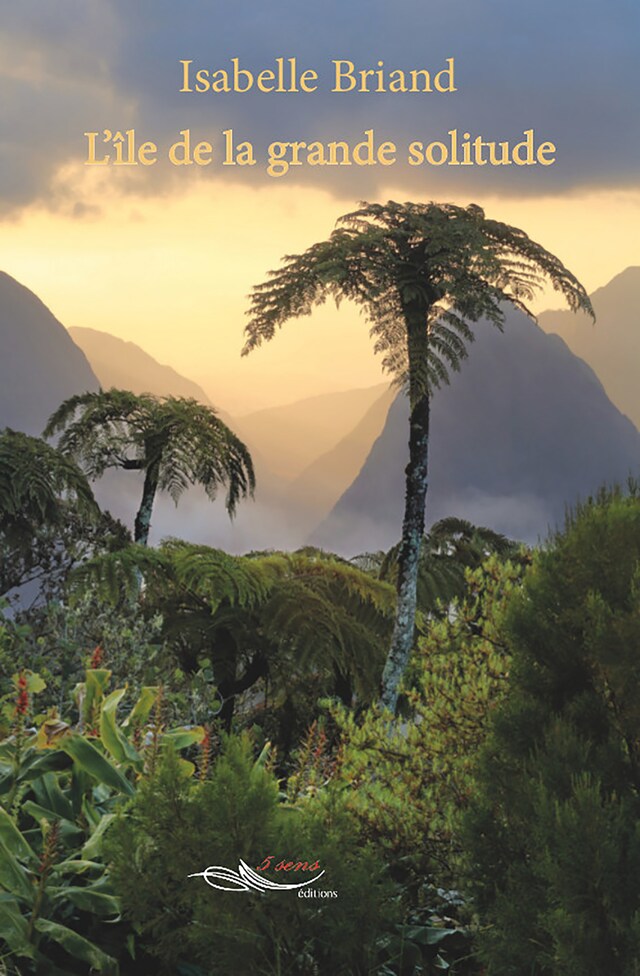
[0, 428, 98, 533]
[376, 517, 520, 613]
[244, 200, 594, 403]
[73, 541, 396, 702]
[43, 390, 255, 543]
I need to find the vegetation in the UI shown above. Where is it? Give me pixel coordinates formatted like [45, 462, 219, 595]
[0, 429, 122, 601]
[43, 390, 255, 545]
[243, 200, 594, 712]
[1, 200, 636, 973]
[465, 486, 640, 976]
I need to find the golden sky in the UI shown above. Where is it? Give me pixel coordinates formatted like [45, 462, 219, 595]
[0, 3, 637, 412]
[1, 168, 637, 413]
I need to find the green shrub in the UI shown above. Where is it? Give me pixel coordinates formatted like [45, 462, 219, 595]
[107, 732, 399, 975]
[465, 487, 640, 975]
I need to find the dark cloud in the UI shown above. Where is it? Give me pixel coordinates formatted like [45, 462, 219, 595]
[1, 0, 638, 211]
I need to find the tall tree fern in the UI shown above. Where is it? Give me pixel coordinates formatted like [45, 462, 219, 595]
[243, 200, 594, 711]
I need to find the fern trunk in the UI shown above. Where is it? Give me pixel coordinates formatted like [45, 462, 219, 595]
[380, 302, 431, 713]
[134, 460, 160, 545]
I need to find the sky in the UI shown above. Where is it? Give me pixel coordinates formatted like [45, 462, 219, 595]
[1, 0, 638, 412]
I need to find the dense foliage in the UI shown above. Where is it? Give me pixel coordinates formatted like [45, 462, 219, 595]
[0, 204, 635, 974]
[465, 486, 640, 976]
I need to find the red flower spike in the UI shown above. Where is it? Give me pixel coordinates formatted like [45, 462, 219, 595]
[90, 646, 104, 669]
[15, 673, 29, 717]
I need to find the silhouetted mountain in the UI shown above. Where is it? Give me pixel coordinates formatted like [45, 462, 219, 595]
[285, 384, 395, 519]
[312, 307, 640, 555]
[0, 272, 99, 434]
[539, 267, 640, 429]
[69, 327, 214, 407]
[236, 385, 390, 482]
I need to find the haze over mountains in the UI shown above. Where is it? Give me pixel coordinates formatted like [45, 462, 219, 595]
[313, 302, 640, 553]
[69, 327, 214, 408]
[69, 325, 389, 519]
[539, 267, 640, 429]
[1, 267, 639, 554]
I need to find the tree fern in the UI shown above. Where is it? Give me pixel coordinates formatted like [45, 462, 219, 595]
[244, 200, 594, 712]
[44, 390, 255, 545]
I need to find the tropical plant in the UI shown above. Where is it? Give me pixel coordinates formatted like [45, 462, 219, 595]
[69, 541, 396, 741]
[355, 516, 518, 621]
[0, 429, 113, 600]
[0, 665, 205, 974]
[243, 200, 594, 711]
[43, 390, 255, 545]
[465, 484, 640, 975]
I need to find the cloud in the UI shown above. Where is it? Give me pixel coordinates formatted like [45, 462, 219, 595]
[1, 0, 638, 213]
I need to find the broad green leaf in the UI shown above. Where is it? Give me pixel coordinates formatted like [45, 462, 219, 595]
[0, 900, 34, 957]
[123, 686, 159, 728]
[25, 672, 47, 695]
[176, 758, 196, 778]
[163, 726, 205, 751]
[0, 738, 17, 762]
[34, 918, 118, 974]
[80, 669, 112, 727]
[31, 771, 74, 820]
[53, 859, 105, 875]
[81, 792, 102, 831]
[19, 749, 72, 779]
[100, 689, 141, 766]
[11, 671, 46, 696]
[0, 808, 35, 861]
[52, 886, 120, 916]
[82, 813, 117, 860]
[0, 837, 34, 903]
[60, 734, 134, 797]
[21, 801, 85, 845]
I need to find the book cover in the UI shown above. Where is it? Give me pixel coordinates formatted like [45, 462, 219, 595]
[1, 2, 639, 974]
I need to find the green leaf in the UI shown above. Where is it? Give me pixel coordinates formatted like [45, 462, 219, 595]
[162, 726, 205, 751]
[0, 807, 35, 861]
[34, 917, 119, 974]
[31, 771, 75, 821]
[434, 953, 451, 970]
[80, 668, 112, 725]
[0, 899, 34, 957]
[0, 836, 34, 903]
[82, 813, 117, 860]
[100, 688, 141, 766]
[53, 858, 105, 875]
[19, 749, 72, 780]
[22, 801, 85, 845]
[123, 686, 159, 728]
[60, 734, 134, 796]
[52, 886, 120, 917]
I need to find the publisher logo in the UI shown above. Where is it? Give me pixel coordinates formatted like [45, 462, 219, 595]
[188, 858, 325, 893]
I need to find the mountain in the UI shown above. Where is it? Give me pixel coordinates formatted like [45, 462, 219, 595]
[539, 267, 640, 429]
[0, 271, 99, 434]
[312, 307, 640, 555]
[69, 327, 214, 407]
[66, 327, 395, 548]
[285, 384, 395, 518]
[235, 384, 391, 482]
